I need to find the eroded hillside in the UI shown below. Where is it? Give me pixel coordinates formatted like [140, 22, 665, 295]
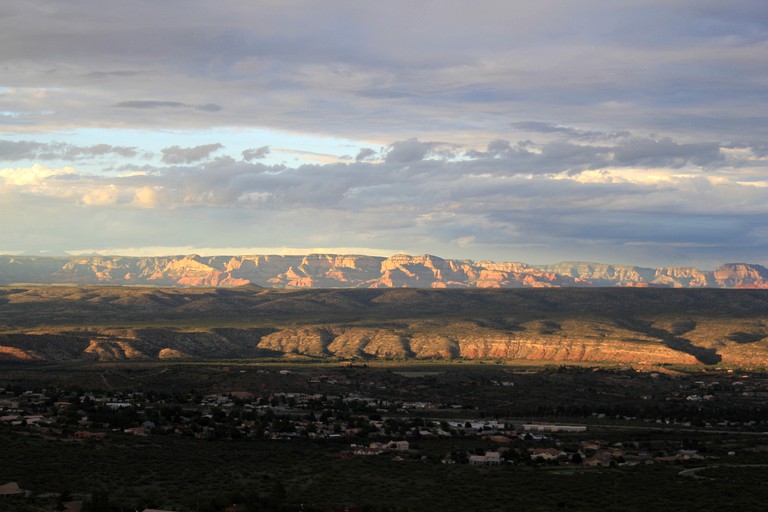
[1, 286, 768, 366]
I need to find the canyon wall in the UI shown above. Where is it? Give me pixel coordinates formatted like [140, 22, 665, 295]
[2, 254, 768, 288]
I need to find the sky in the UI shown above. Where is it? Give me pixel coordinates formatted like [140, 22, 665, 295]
[2, 1, 768, 268]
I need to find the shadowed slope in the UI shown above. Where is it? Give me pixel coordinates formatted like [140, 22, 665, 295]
[0, 286, 767, 365]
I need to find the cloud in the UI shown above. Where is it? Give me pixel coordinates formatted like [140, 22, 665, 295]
[384, 139, 437, 164]
[0, 140, 139, 160]
[612, 138, 723, 168]
[511, 122, 631, 141]
[1, 2, 768, 266]
[2, 2, 766, 150]
[3, 142, 768, 267]
[66, 245, 400, 258]
[85, 70, 140, 78]
[0, 164, 76, 187]
[0, 140, 46, 159]
[81, 185, 121, 206]
[355, 147, 377, 161]
[113, 101, 222, 112]
[161, 144, 223, 164]
[242, 146, 270, 161]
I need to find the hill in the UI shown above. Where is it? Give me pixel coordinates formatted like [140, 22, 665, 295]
[1, 285, 767, 366]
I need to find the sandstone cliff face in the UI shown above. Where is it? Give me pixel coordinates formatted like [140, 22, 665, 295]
[539, 262, 658, 285]
[2, 254, 768, 289]
[0, 321, 718, 365]
[652, 267, 713, 287]
[712, 263, 768, 288]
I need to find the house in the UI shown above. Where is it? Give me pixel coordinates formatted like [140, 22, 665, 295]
[484, 451, 502, 464]
[63, 500, 83, 512]
[523, 424, 587, 433]
[106, 402, 131, 410]
[580, 441, 601, 451]
[124, 426, 148, 436]
[469, 452, 504, 465]
[353, 447, 382, 456]
[583, 453, 613, 467]
[74, 431, 106, 440]
[0, 482, 24, 497]
[386, 440, 409, 451]
[529, 447, 565, 462]
[441, 453, 456, 464]
[677, 449, 704, 461]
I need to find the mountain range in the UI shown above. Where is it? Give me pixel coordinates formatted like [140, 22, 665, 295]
[1, 253, 768, 288]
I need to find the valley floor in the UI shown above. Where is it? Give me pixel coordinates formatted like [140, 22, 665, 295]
[2, 362, 768, 511]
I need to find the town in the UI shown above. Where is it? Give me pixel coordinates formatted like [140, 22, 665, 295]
[3, 362, 768, 511]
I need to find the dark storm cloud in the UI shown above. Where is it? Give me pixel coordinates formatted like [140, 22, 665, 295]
[161, 144, 224, 164]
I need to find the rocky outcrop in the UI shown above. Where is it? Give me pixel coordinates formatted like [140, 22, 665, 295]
[712, 263, 768, 288]
[1, 319, 765, 366]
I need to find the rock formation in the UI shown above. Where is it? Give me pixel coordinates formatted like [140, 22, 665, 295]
[1, 254, 768, 289]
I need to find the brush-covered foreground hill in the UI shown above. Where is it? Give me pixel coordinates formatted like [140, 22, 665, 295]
[2, 254, 768, 288]
[1, 285, 768, 366]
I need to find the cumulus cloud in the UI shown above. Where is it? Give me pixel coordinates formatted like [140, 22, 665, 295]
[3, 140, 768, 266]
[81, 185, 121, 206]
[242, 146, 270, 161]
[355, 147, 377, 161]
[0, 164, 76, 187]
[384, 139, 443, 164]
[161, 144, 223, 164]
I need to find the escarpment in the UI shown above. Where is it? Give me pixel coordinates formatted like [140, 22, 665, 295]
[1, 318, 765, 366]
[3, 254, 768, 288]
[2, 286, 768, 366]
